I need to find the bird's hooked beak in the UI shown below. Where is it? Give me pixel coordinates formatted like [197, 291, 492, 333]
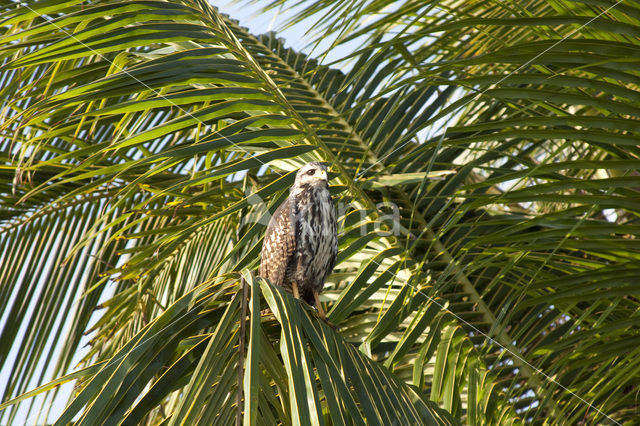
[318, 169, 328, 181]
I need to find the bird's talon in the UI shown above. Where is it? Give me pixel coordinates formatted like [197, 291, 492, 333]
[323, 318, 338, 330]
[260, 308, 272, 317]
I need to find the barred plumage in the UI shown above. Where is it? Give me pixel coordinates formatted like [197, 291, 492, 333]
[259, 162, 338, 319]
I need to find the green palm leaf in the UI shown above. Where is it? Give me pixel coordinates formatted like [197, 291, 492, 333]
[2, 0, 640, 424]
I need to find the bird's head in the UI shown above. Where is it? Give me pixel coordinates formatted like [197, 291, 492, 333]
[293, 162, 329, 190]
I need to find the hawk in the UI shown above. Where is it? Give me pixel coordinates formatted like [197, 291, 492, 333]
[259, 162, 338, 320]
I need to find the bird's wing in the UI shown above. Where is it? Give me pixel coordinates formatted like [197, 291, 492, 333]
[259, 198, 296, 287]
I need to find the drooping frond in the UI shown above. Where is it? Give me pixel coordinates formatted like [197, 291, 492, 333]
[2, 0, 640, 424]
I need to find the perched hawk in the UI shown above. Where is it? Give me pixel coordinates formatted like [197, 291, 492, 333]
[259, 162, 338, 320]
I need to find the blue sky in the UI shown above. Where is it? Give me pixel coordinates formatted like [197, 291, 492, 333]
[0, 3, 334, 424]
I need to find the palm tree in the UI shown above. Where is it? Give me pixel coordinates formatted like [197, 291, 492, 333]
[1, 0, 639, 423]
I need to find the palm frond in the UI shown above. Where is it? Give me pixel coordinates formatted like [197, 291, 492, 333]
[2, 0, 640, 423]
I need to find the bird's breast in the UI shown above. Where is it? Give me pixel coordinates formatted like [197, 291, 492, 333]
[292, 186, 337, 290]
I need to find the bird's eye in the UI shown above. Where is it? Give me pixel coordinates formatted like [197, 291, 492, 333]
[307, 169, 315, 175]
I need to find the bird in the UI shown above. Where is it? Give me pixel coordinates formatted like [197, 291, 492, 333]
[259, 162, 338, 320]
